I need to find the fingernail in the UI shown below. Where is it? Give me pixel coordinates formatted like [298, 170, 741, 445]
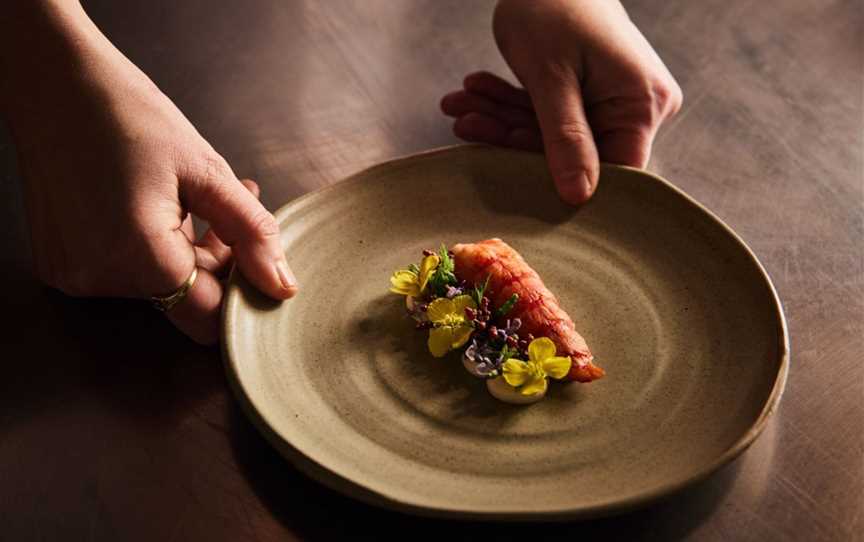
[578, 172, 594, 200]
[275, 259, 298, 292]
[558, 171, 594, 204]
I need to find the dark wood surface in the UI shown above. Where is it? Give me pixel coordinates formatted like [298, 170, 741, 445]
[1, 1, 861, 540]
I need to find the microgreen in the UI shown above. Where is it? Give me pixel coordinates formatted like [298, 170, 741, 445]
[496, 293, 519, 318]
[471, 274, 491, 307]
[427, 244, 458, 297]
[499, 344, 516, 362]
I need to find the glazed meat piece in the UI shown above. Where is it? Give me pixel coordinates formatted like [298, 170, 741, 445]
[452, 238, 604, 382]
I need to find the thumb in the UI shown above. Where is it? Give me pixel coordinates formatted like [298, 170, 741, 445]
[180, 158, 297, 301]
[523, 70, 600, 205]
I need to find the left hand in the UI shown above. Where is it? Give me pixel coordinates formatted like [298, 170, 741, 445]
[441, 0, 683, 205]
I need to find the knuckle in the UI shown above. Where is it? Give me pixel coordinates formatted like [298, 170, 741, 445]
[649, 77, 684, 117]
[180, 150, 236, 192]
[197, 152, 235, 183]
[187, 174, 239, 218]
[667, 81, 684, 115]
[546, 120, 594, 148]
[616, 85, 671, 128]
[247, 209, 280, 240]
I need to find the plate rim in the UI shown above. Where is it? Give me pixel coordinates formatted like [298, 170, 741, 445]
[222, 144, 790, 520]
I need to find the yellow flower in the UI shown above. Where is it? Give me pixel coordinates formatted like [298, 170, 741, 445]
[426, 295, 477, 357]
[389, 254, 439, 297]
[502, 337, 572, 396]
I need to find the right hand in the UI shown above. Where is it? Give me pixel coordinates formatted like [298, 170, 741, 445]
[441, 0, 682, 205]
[3, 3, 297, 344]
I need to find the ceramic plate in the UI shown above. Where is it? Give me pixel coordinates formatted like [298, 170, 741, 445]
[222, 145, 788, 520]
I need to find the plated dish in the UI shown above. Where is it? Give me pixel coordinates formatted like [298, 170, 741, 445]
[389, 239, 603, 405]
[222, 145, 789, 520]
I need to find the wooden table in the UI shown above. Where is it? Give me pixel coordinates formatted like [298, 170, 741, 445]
[1, 1, 861, 540]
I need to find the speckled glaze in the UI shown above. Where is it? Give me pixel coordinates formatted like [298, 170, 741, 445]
[222, 145, 789, 520]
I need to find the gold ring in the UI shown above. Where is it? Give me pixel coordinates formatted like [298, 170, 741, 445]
[151, 266, 198, 312]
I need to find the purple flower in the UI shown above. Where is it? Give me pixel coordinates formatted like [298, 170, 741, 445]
[445, 285, 464, 299]
[463, 336, 506, 377]
[460, 315, 525, 379]
[505, 318, 522, 333]
[474, 359, 498, 377]
[463, 342, 499, 377]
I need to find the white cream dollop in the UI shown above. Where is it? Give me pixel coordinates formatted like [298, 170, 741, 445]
[486, 376, 545, 405]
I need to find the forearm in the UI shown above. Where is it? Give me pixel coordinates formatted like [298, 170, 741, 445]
[0, 1, 116, 125]
[0, 0, 161, 153]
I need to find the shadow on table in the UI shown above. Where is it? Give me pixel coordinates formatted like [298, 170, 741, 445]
[228, 400, 737, 541]
[0, 277, 222, 434]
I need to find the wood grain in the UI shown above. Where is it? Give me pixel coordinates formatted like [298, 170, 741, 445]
[0, 1, 861, 540]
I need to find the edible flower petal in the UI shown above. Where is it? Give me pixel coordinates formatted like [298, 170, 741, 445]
[389, 254, 440, 298]
[389, 270, 421, 297]
[451, 324, 474, 350]
[519, 371, 548, 396]
[528, 337, 557, 366]
[426, 294, 477, 357]
[428, 326, 454, 357]
[541, 356, 571, 380]
[418, 254, 439, 292]
[451, 294, 475, 319]
[426, 297, 455, 322]
[502, 359, 531, 387]
[502, 337, 572, 395]
[530, 337, 570, 379]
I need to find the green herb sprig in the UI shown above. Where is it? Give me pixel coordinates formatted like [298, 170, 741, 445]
[427, 244, 458, 297]
[496, 293, 519, 318]
[499, 344, 516, 362]
[471, 274, 491, 307]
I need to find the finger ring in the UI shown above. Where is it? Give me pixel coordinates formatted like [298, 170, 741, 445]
[151, 266, 198, 312]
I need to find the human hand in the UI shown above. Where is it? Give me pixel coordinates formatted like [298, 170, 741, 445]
[2, 2, 296, 344]
[441, 0, 682, 204]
